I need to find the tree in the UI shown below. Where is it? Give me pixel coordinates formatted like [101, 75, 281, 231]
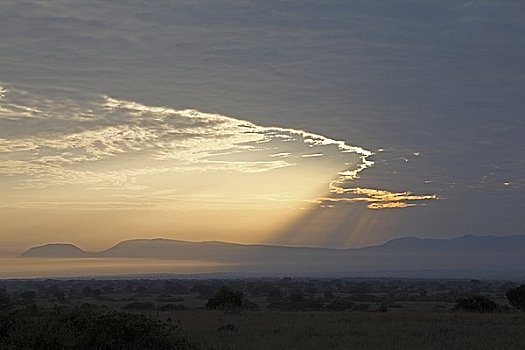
[123, 301, 155, 311]
[19, 290, 37, 304]
[191, 283, 214, 299]
[266, 288, 282, 303]
[53, 290, 67, 303]
[0, 289, 10, 310]
[82, 286, 93, 297]
[0, 309, 197, 350]
[206, 286, 243, 309]
[506, 285, 525, 312]
[289, 292, 304, 303]
[454, 295, 498, 313]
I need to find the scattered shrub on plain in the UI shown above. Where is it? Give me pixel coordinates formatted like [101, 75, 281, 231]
[206, 286, 243, 310]
[0, 308, 197, 350]
[454, 295, 499, 313]
[506, 285, 525, 312]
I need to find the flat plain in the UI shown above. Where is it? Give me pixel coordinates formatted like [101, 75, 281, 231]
[159, 310, 525, 350]
[1, 278, 525, 349]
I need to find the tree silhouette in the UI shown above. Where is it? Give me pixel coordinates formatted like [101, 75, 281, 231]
[454, 295, 498, 313]
[0, 289, 10, 310]
[506, 285, 525, 312]
[0, 309, 197, 349]
[206, 286, 243, 309]
[19, 290, 37, 304]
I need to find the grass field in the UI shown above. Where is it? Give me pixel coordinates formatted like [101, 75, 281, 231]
[158, 310, 525, 350]
[2, 278, 525, 349]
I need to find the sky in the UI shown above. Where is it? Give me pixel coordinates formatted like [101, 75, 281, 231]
[0, 0, 524, 255]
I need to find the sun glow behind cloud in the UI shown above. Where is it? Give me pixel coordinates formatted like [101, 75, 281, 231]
[323, 187, 438, 209]
[0, 84, 437, 249]
[0, 84, 370, 197]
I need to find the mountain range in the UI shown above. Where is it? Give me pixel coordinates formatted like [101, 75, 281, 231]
[20, 235, 525, 278]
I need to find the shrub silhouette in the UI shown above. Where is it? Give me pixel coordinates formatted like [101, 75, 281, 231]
[19, 290, 37, 304]
[266, 289, 282, 303]
[268, 293, 324, 311]
[0, 308, 196, 349]
[0, 290, 10, 310]
[454, 295, 498, 313]
[506, 285, 525, 312]
[191, 283, 214, 299]
[206, 286, 243, 309]
[158, 303, 188, 311]
[289, 292, 304, 303]
[123, 301, 156, 310]
[216, 324, 238, 334]
[325, 300, 355, 311]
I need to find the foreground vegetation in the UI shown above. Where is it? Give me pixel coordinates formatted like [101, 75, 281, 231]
[1, 277, 525, 349]
[0, 308, 196, 350]
[173, 309, 525, 350]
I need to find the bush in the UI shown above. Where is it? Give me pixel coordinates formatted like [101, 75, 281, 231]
[506, 285, 525, 312]
[454, 295, 499, 313]
[377, 304, 388, 313]
[325, 300, 355, 311]
[268, 298, 324, 311]
[158, 304, 188, 311]
[0, 308, 196, 349]
[206, 287, 243, 310]
[19, 290, 37, 304]
[0, 291, 10, 310]
[266, 289, 282, 303]
[157, 296, 185, 303]
[241, 299, 259, 310]
[123, 301, 156, 311]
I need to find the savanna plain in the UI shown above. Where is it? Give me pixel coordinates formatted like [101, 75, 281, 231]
[1, 278, 525, 349]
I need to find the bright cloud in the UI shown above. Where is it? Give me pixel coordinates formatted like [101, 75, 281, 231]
[318, 188, 438, 209]
[0, 84, 436, 210]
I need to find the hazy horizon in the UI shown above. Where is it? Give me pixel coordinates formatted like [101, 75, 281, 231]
[3, 233, 523, 279]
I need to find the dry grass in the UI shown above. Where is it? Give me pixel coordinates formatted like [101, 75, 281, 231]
[160, 310, 525, 350]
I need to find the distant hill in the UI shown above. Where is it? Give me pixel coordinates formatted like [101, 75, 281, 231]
[20, 235, 525, 278]
[374, 234, 525, 251]
[97, 238, 338, 261]
[21, 243, 92, 258]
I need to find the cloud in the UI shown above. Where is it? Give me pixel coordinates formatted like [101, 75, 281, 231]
[0, 84, 372, 195]
[317, 187, 438, 209]
[0, 84, 438, 210]
[301, 153, 323, 158]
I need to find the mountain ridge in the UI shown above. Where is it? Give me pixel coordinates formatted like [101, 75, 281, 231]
[21, 243, 93, 258]
[21, 234, 525, 257]
[19, 234, 525, 278]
